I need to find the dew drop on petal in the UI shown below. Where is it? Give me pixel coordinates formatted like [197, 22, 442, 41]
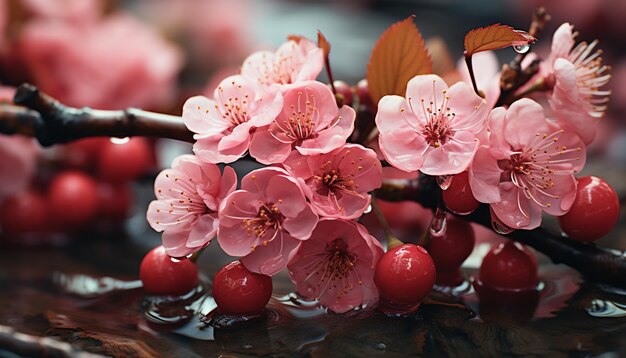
[436, 175, 453, 190]
[513, 44, 530, 54]
[490, 208, 515, 235]
[429, 207, 447, 237]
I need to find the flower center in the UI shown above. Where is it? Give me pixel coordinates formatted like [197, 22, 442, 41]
[242, 202, 284, 240]
[304, 239, 362, 299]
[216, 81, 251, 128]
[272, 91, 325, 146]
[407, 82, 456, 148]
[567, 40, 610, 118]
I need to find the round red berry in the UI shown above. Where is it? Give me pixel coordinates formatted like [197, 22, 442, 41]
[0, 190, 49, 234]
[442, 171, 480, 215]
[374, 244, 436, 314]
[98, 137, 152, 183]
[331, 80, 353, 107]
[213, 261, 273, 315]
[61, 138, 107, 170]
[426, 217, 475, 272]
[47, 171, 99, 229]
[558, 176, 620, 242]
[97, 182, 132, 220]
[140, 246, 199, 296]
[479, 241, 538, 291]
[356, 79, 373, 108]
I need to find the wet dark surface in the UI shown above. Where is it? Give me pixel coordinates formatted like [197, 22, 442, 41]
[0, 233, 625, 358]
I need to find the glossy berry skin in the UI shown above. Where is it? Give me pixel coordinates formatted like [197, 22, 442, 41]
[140, 246, 199, 296]
[97, 182, 132, 220]
[442, 171, 480, 215]
[98, 137, 152, 183]
[47, 171, 99, 229]
[479, 241, 538, 291]
[426, 217, 475, 273]
[558, 176, 620, 242]
[213, 261, 273, 315]
[374, 244, 436, 314]
[356, 79, 373, 108]
[0, 191, 48, 234]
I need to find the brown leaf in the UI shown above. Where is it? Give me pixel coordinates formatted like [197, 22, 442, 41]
[317, 30, 331, 58]
[366, 16, 432, 104]
[287, 34, 306, 43]
[464, 24, 536, 56]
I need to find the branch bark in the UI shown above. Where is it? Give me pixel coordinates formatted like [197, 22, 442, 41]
[1, 83, 624, 289]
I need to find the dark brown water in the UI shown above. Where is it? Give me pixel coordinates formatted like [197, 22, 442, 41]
[0, 233, 625, 358]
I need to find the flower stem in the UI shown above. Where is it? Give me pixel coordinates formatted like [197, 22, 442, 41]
[371, 196, 403, 250]
[464, 54, 481, 97]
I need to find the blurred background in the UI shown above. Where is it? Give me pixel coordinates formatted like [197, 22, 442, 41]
[0, 0, 624, 252]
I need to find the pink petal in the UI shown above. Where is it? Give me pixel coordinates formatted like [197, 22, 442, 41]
[183, 96, 229, 134]
[378, 130, 427, 172]
[491, 182, 542, 230]
[550, 23, 575, 61]
[469, 147, 503, 203]
[162, 228, 194, 258]
[445, 81, 488, 134]
[405, 74, 449, 107]
[297, 106, 355, 155]
[421, 131, 479, 175]
[241, 232, 301, 276]
[282, 204, 319, 240]
[504, 99, 551, 149]
[187, 214, 218, 247]
[249, 127, 293, 164]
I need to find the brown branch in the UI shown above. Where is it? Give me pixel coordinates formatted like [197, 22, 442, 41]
[375, 178, 626, 289]
[496, 7, 551, 107]
[5, 83, 193, 146]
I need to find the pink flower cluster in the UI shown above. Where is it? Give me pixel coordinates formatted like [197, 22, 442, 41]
[147, 22, 609, 313]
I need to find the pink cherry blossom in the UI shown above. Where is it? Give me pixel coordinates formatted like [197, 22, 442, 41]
[541, 23, 610, 144]
[147, 155, 237, 258]
[287, 218, 383, 313]
[376, 74, 488, 176]
[241, 38, 323, 89]
[20, 0, 103, 25]
[218, 167, 319, 276]
[249, 81, 355, 164]
[457, 51, 500, 109]
[15, 13, 183, 110]
[183, 75, 283, 164]
[283, 144, 382, 219]
[469, 99, 586, 230]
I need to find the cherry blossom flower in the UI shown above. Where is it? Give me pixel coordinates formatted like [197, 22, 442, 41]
[457, 51, 500, 109]
[20, 0, 103, 25]
[147, 155, 237, 258]
[249, 81, 355, 164]
[218, 167, 319, 276]
[287, 218, 383, 313]
[283, 144, 382, 219]
[15, 13, 183, 110]
[469, 99, 586, 230]
[183, 75, 283, 164]
[541, 23, 610, 144]
[241, 38, 323, 89]
[376, 74, 488, 176]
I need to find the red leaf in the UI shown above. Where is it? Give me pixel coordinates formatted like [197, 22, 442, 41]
[464, 24, 536, 56]
[317, 30, 330, 58]
[287, 34, 306, 43]
[366, 16, 432, 104]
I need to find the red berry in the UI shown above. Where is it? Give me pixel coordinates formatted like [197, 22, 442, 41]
[0, 191, 49, 234]
[356, 79, 373, 108]
[61, 138, 107, 169]
[47, 171, 99, 229]
[374, 244, 436, 314]
[98, 137, 152, 183]
[426, 217, 475, 273]
[213, 261, 273, 315]
[331, 80, 353, 107]
[140, 246, 198, 296]
[479, 241, 538, 291]
[97, 182, 132, 220]
[442, 171, 480, 215]
[558, 176, 620, 242]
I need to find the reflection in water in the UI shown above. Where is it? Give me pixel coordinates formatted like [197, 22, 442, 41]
[587, 299, 626, 318]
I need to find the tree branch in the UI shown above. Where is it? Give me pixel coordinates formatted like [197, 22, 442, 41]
[5, 83, 193, 146]
[0, 83, 624, 289]
[375, 178, 626, 289]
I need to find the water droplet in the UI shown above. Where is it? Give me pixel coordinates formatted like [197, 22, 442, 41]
[363, 204, 372, 214]
[429, 207, 447, 237]
[110, 136, 130, 144]
[374, 342, 387, 350]
[586, 299, 626, 318]
[436, 175, 453, 190]
[489, 207, 515, 234]
[243, 344, 253, 349]
[513, 44, 530, 54]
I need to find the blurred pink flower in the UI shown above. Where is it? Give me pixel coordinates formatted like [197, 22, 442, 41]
[287, 218, 383, 313]
[147, 155, 237, 258]
[218, 167, 319, 276]
[241, 39, 323, 89]
[0, 136, 38, 199]
[20, 0, 103, 25]
[541, 23, 610, 144]
[249, 81, 355, 164]
[469, 99, 586, 230]
[457, 51, 500, 109]
[183, 75, 283, 164]
[376, 74, 488, 176]
[16, 13, 183, 110]
[283, 144, 382, 219]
